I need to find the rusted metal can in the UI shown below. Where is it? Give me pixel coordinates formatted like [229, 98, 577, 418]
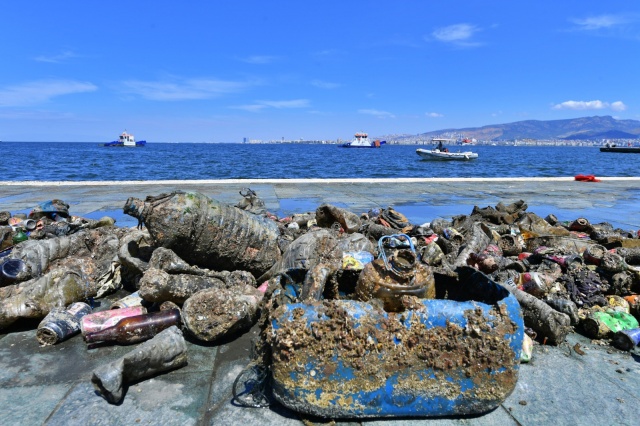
[419, 241, 445, 266]
[81, 305, 147, 336]
[443, 227, 464, 243]
[583, 244, 607, 266]
[110, 291, 144, 309]
[569, 217, 591, 232]
[267, 270, 524, 418]
[36, 302, 92, 346]
[499, 234, 524, 256]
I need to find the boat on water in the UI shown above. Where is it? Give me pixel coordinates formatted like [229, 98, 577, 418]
[458, 137, 477, 145]
[416, 138, 478, 161]
[600, 142, 640, 153]
[102, 130, 146, 147]
[339, 132, 385, 148]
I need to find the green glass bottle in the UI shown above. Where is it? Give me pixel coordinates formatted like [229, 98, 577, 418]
[12, 227, 28, 244]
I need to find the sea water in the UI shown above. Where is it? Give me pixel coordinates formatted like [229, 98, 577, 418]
[1, 142, 636, 181]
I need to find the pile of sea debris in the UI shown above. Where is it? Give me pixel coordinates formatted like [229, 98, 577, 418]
[1, 190, 639, 418]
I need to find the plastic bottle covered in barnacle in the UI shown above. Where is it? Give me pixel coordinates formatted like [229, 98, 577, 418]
[123, 191, 282, 278]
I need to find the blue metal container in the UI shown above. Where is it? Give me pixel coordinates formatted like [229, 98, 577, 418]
[267, 268, 524, 418]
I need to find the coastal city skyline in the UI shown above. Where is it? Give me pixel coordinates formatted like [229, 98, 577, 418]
[1, 1, 639, 142]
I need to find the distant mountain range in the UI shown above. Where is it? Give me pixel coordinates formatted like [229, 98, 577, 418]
[396, 115, 640, 141]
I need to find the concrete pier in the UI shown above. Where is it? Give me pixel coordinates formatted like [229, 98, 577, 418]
[3, 177, 640, 229]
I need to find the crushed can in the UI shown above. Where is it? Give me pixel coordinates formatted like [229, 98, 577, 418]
[110, 291, 144, 309]
[519, 272, 554, 297]
[267, 268, 524, 418]
[443, 227, 464, 243]
[419, 241, 445, 266]
[341, 251, 374, 271]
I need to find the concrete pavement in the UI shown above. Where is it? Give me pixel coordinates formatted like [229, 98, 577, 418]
[3, 177, 640, 229]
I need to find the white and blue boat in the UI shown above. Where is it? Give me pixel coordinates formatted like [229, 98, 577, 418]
[103, 130, 146, 147]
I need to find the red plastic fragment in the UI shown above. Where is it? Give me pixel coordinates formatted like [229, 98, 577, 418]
[574, 174, 601, 182]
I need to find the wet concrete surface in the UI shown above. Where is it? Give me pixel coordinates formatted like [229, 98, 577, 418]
[1, 178, 640, 425]
[3, 177, 640, 230]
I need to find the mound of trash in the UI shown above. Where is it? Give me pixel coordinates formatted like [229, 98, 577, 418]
[2, 190, 640, 417]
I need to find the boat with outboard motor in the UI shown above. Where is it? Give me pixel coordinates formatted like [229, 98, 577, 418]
[600, 142, 640, 153]
[416, 148, 478, 161]
[416, 138, 478, 161]
[102, 130, 146, 147]
[339, 132, 385, 148]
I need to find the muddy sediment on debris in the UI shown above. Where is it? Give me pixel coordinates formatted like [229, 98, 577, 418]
[138, 269, 226, 304]
[355, 256, 436, 312]
[138, 247, 258, 304]
[266, 299, 520, 416]
[123, 191, 282, 277]
[91, 325, 188, 404]
[0, 268, 94, 329]
[182, 284, 264, 342]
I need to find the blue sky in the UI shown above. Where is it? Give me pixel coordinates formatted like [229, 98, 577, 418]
[1, 1, 639, 142]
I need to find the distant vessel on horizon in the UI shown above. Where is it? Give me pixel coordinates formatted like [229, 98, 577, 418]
[102, 130, 146, 147]
[458, 137, 477, 145]
[339, 132, 385, 148]
[600, 141, 640, 153]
